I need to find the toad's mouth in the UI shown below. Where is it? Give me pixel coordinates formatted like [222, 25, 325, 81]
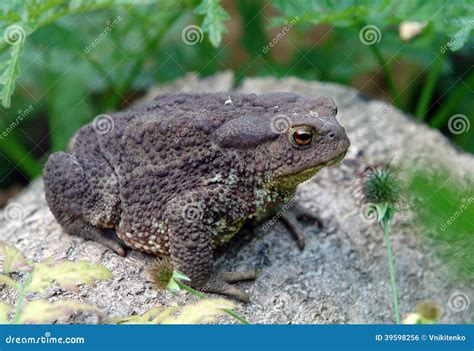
[276, 149, 348, 181]
[321, 150, 347, 168]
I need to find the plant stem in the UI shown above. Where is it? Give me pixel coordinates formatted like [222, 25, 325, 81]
[381, 217, 400, 324]
[176, 280, 249, 324]
[415, 55, 444, 121]
[369, 44, 399, 107]
[11, 271, 33, 324]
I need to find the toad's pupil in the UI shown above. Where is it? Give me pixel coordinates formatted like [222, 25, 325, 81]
[293, 130, 313, 145]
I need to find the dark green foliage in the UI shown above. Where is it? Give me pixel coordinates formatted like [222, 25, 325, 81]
[408, 169, 474, 281]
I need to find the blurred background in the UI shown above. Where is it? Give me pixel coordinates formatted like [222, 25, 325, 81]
[0, 0, 471, 192]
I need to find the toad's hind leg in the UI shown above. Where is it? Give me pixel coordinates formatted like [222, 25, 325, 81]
[43, 151, 126, 256]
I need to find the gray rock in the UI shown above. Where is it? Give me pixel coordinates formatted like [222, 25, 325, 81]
[1, 72, 472, 324]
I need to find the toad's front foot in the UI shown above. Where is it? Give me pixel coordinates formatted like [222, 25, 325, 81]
[280, 205, 322, 250]
[200, 270, 256, 302]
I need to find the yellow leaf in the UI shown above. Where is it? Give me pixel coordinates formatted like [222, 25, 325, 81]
[29, 260, 112, 293]
[163, 298, 234, 324]
[0, 274, 19, 289]
[0, 243, 30, 273]
[114, 298, 235, 324]
[18, 299, 102, 324]
[113, 306, 170, 324]
[0, 302, 12, 323]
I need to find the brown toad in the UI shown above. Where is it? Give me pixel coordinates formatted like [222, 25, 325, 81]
[43, 92, 350, 301]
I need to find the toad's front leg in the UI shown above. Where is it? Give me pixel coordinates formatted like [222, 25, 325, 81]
[165, 194, 255, 302]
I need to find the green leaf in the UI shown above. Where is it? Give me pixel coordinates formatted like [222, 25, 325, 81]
[29, 260, 112, 294]
[447, 18, 474, 51]
[18, 299, 102, 324]
[0, 0, 140, 108]
[195, 0, 229, 47]
[0, 302, 12, 323]
[173, 270, 191, 282]
[0, 274, 19, 289]
[114, 298, 235, 324]
[0, 243, 30, 273]
[270, 0, 474, 51]
[0, 37, 25, 108]
[166, 270, 191, 292]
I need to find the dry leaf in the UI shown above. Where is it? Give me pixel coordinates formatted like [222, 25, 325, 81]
[29, 260, 112, 293]
[19, 299, 102, 324]
[0, 274, 19, 289]
[115, 298, 235, 324]
[0, 243, 30, 273]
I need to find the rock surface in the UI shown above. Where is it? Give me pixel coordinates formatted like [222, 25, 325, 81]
[0, 72, 472, 324]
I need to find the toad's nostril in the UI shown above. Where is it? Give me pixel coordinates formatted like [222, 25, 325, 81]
[329, 132, 335, 139]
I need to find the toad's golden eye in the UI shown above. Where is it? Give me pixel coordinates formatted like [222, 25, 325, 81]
[289, 127, 315, 148]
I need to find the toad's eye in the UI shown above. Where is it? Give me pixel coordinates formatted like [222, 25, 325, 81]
[289, 126, 315, 148]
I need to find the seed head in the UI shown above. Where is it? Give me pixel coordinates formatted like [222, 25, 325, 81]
[363, 166, 400, 206]
[149, 258, 174, 290]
